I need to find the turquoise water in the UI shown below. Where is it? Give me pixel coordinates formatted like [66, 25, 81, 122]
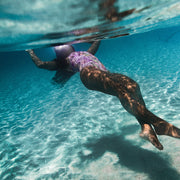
[1, 26, 180, 179]
[1, 0, 180, 180]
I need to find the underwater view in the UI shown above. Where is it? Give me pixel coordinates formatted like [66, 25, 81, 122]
[1, 0, 180, 179]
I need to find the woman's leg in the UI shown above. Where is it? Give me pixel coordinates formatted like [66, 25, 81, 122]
[80, 67, 180, 150]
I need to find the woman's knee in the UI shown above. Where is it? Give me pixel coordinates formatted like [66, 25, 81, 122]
[126, 80, 140, 93]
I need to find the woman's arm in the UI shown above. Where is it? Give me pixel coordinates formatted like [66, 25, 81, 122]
[26, 49, 58, 71]
[87, 41, 101, 55]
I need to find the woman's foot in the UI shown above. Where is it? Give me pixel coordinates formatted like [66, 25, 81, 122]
[153, 120, 180, 138]
[140, 123, 163, 150]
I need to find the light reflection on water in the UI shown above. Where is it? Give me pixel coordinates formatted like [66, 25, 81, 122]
[0, 0, 180, 51]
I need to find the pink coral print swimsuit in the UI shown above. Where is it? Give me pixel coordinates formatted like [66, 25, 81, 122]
[66, 51, 107, 72]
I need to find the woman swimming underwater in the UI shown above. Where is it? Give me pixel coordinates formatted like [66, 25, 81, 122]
[26, 41, 180, 150]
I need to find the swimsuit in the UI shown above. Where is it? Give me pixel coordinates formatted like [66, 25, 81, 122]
[66, 51, 107, 72]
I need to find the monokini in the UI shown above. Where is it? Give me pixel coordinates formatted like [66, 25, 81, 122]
[66, 51, 107, 72]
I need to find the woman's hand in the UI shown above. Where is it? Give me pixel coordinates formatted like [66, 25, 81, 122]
[25, 49, 34, 54]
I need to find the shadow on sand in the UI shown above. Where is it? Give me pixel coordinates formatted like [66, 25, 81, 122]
[79, 125, 180, 180]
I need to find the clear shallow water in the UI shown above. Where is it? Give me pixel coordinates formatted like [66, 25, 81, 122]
[1, 26, 180, 179]
[1, 0, 180, 180]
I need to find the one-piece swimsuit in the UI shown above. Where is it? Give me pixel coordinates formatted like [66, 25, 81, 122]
[66, 51, 107, 72]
